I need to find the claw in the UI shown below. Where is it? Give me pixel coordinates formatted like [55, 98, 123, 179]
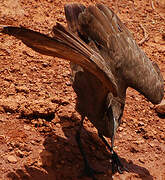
[111, 151, 129, 174]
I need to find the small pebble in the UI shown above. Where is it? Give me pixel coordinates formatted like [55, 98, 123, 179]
[7, 155, 17, 163]
[135, 139, 145, 144]
[56, 123, 61, 128]
[24, 125, 31, 131]
[118, 127, 123, 131]
[138, 121, 144, 126]
[15, 149, 24, 158]
[155, 100, 165, 115]
[139, 158, 145, 164]
[31, 140, 36, 145]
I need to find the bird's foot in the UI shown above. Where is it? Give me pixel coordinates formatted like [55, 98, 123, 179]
[79, 163, 104, 180]
[111, 151, 129, 174]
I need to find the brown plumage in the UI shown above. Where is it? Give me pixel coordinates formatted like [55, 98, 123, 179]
[1, 3, 164, 179]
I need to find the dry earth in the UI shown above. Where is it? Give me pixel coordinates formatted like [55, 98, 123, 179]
[0, 0, 165, 180]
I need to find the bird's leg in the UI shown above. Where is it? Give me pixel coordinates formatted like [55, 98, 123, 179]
[98, 133, 128, 174]
[75, 116, 103, 180]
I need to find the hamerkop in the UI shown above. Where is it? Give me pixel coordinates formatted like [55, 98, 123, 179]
[1, 3, 164, 179]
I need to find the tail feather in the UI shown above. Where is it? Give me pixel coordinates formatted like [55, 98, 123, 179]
[79, 9, 109, 49]
[52, 23, 92, 58]
[64, 3, 85, 35]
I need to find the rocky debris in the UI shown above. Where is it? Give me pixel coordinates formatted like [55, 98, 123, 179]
[15, 149, 24, 158]
[24, 125, 31, 131]
[138, 121, 145, 127]
[15, 149, 27, 158]
[15, 85, 29, 94]
[42, 62, 50, 68]
[130, 146, 139, 153]
[19, 144, 32, 153]
[139, 157, 145, 164]
[0, 98, 19, 113]
[155, 100, 165, 115]
[163, 33, 165, 40]
[154, 35, 165, 45]
[118, 127, 124, 132]
[7, 155, 17, 164]
[0, 96, 59, 120]
[157, 46, 165, 53]
[19, 99, 58, 120]
[134, 139, 145, 145]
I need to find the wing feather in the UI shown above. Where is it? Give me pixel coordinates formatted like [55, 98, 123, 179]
[77, 4, 164, 104]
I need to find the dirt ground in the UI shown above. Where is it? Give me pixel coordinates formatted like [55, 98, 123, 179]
[0, 0, 165, 180]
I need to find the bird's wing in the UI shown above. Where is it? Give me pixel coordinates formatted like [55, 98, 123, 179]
[64, 3, 85, 35]
[0, 24, 117, 96]
[77, 3, 164, 104]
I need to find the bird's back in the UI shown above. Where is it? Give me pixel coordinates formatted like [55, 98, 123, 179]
[64, 3, 164, 137]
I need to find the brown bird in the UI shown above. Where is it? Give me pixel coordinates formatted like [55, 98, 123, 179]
[0, 3, 164, 179]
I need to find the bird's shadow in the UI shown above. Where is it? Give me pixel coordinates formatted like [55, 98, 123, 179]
[7, 120, 153, 180]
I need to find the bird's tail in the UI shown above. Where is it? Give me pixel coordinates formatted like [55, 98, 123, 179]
[0, 24, 117, 96]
